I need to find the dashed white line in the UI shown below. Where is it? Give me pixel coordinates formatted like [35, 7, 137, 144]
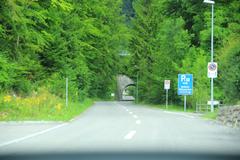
[129, 112, 133, 114]
[124, 130, 136, 140]
[0, 123, 67, 148]
[133, 115, 138, 119]
[136, 120, 141, 125]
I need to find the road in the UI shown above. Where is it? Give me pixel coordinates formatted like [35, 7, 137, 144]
[0, 101, 240, 157]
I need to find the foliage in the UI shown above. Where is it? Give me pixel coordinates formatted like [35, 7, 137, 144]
[126, 0, 240, 106]
[0, 88, 93, 121]
[0, 0, 129, 100]
[218, 36, 240, 103]
[0, 0, 239, 111]
[0, 55, 17, 91]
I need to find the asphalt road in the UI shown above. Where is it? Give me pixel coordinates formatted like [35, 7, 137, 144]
[0, 101, 240, 157]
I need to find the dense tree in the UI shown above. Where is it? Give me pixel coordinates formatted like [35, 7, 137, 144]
[218, 35, 240, 103]
[127, 0, 240, 106]
[0, 0, 129, 100]
[0, 0, 239, 106]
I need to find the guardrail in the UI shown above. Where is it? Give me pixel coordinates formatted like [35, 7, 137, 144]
[196, 102, 224, 112]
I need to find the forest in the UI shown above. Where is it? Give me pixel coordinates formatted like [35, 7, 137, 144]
[0, 0, 239, 116]
[125, 0, 240, 105]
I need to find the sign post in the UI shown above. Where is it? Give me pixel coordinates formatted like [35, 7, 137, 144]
[164, 80, 170, 109]
[166, 89, 168, 109]
[208, 62, 217, 112]
[178, 74, 193, 111]
[184, 95, 187, 112]
[208, 62, 217, 78]
[66, 77, 68, 107]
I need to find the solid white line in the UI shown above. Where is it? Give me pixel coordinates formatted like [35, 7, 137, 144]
[129, 112, 133, 114]
[133, 115, 138, 119]
[124, 130, 136, 140]
[0, 123, 67, 148]
[0, 121, 64, 124]
[163, 111, 195, 119]
[136, 120, 141, 125]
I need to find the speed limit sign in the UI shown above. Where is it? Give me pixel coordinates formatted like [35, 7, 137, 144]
[208, 62, 217, 78]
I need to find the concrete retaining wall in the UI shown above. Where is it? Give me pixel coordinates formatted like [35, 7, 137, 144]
[217, 105, 240, 128]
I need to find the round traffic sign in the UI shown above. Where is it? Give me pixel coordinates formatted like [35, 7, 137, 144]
[208, 63, 217, 71]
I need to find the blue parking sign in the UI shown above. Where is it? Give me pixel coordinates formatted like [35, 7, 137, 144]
[178, 74, 193, 95]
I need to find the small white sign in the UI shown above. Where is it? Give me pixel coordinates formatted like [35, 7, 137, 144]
[208, 62, 217, 78]
[164, 80, 170, 90]
[111, 93, 115, 97]
[208, 101, 219, 105]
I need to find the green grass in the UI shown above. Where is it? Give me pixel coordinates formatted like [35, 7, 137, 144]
[147, 103, 219, 120]
[40, 99, 94, 121]
[0, 91, 94, 121]
[202, 110, 218, 120]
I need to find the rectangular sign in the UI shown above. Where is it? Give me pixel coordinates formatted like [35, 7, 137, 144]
[178, 74, 193, 95]
[208, 62, 217, 78]
[207, 101, 219, 105]
[164, 80, 170, 90]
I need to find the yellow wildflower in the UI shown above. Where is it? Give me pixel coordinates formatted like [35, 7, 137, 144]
[55, 103, 62, 112]
[3, 95, 12, 103]
[35, 98, 40, 105]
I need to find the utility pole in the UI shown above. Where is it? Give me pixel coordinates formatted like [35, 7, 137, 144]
[136, 72, 139, 103]
[204, 0, 215, 112]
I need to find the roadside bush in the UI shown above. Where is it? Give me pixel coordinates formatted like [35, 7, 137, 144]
[0, 88, 93, 121]
[12, 79, 33, 96]
[46, 72, 87, 102]
[0, 55, 17, 91]
[0, 88, 61, 119]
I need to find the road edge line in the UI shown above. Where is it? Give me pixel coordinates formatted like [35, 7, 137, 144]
[0, 123, 67, 148]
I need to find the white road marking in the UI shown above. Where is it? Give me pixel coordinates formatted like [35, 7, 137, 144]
[136, 120, 141, 125]
[0, 123, 67, 148]
[133, 115, 138, 119]
[124, 130, 136, 140]
[126, 109, 129, 112]
[0, 121, 64, 124]
[129, 112, 133, 114]
[163, 111, 195, 119]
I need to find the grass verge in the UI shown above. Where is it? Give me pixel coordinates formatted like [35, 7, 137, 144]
[146, 103, 219, 119]
[139, 102, 219, 120]
[0, 90, 94, 121]
[202, 110, 218, 120]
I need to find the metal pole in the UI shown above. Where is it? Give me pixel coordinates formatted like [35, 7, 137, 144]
[196, 102, 198, 112]
[211, 4, 214, 62]
[136, 72, 139, 103]
[66, 77, 68, 107]
[184, 96, 187, 112]
[166, 89, 168, 109]
[210, 4, 214, 112]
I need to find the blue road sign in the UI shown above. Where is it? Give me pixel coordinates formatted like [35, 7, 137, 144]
[178, 74, 193, 95]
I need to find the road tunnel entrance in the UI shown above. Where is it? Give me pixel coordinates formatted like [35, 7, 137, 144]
[117, 75, 135, 101]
